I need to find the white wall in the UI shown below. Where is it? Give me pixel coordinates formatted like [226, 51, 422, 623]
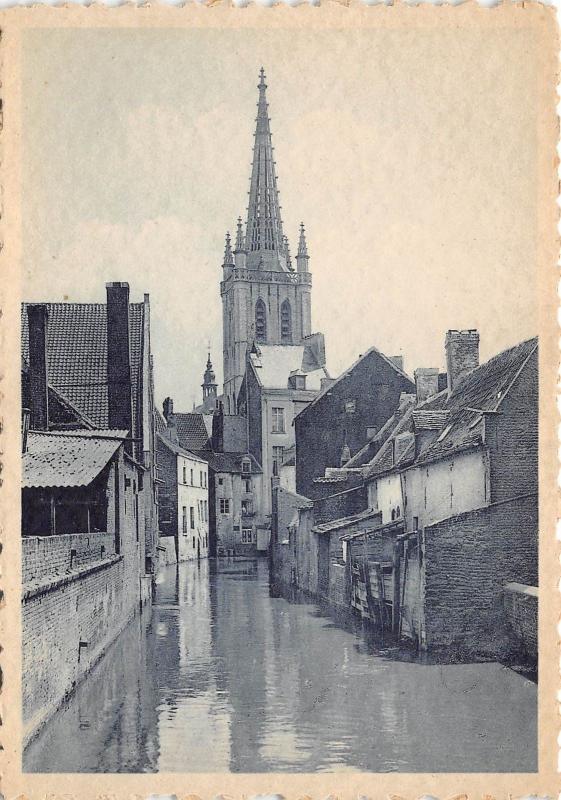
[177, 453, 209, 561]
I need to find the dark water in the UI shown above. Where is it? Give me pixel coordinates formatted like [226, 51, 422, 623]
[24, 559, 537, 773]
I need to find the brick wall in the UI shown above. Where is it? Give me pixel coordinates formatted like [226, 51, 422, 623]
[295, 349, 414, 499]
[421, 494, 538, 659]
[328, 561, 350, 610]
[503, 584, 537, 662]
[22, 451, 143, 745]
[22, 532, 115, 584]
[157, 437, 178, 539]
[313, 485, 368, 524]
[488, 347, 538, 503]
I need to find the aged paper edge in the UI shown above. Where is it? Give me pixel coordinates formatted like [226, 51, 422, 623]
[0, 2, 558, 798]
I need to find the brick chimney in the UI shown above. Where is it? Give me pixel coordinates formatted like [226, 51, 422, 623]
[414, 367, 440, 404]
[389, 355, 404, 372]
[163, 397, 174, 421]
[27, 304, 49, 430]
[106, 282, 133, 435]
[445, 330, 480, 394]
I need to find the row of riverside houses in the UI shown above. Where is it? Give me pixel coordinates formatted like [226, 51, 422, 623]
[20, 281, 197, 745]
[271, 329, 538, 665]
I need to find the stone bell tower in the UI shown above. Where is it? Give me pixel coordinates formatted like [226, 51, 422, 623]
[220, 68, 313, 414]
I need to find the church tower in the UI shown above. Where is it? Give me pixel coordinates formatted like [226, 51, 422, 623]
[201, 352, 218, 413]
[221, 68, 313, 413]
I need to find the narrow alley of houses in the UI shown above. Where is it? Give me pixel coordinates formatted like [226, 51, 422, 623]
[24, 558, 537, 775]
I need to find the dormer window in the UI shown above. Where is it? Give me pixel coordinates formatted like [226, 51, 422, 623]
[241, 458, 251, 474]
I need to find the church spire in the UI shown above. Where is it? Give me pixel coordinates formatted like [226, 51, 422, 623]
[245, 68, 286, 270]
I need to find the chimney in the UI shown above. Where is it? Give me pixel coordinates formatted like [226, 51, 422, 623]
[389, 355, 404, 372]
[302, 332, 326, 369]
[27, 304, 49, 430]
[445, 330, 480, 394]
[163, 397, 174, 421]
[320, 376, 335, 392]
[414, 367, 440, 404]
[106, 282, 133, 435]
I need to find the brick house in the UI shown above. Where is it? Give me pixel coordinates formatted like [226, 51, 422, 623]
[21, 283, 159, 574]
[294, 346, 415, 500]
[20, 290, 154, 743]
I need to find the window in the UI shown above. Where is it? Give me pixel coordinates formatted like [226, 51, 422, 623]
[190, 469, 194, 485]
[182, 465, 187, 484]
[204, 500, 208, 521]
[193, 537, 196, 549]
[241, 499, 253, 516]
[242, 528, 254, 544]
[218, 477, 224, 486]
[220, 498, 230, 515]
[280, 299, 292, 343]
[272, 445, 284, 477]
[182, 506, 188, 534]
[241, 459, 251, 474]
[200, 470, 203, 486]
[190, 507, 195, 529]
[255, 299, 267, 342]
[271, 407, 285, 434]
[344, 400, 356, 414]
[244, 478, 252, 494]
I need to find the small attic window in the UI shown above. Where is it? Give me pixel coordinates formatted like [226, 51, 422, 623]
[436, 423, 453, 443]
[241, 459, 251, 474]
[344, 400, 356, 414]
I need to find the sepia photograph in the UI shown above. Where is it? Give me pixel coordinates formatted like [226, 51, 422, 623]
[1, 4, 558, 796]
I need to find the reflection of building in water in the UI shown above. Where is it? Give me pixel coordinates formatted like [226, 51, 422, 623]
[155, 562, 232, 771]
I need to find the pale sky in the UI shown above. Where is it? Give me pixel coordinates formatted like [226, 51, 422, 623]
[22, 27, 539, 412]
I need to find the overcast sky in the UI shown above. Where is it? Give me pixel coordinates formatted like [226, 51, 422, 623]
[22, 26, 539, 412]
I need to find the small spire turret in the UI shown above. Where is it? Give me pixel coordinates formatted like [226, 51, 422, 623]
[234, 217, 245, 252]
[283, 235, 293, 271]
[296, 222, 310, 273]
[223, 231, 234, 267]
[201, 350, 218, 411]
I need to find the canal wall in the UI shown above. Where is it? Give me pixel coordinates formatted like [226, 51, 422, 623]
[420, 493, 538, 659]
[22, 458, 146, 746]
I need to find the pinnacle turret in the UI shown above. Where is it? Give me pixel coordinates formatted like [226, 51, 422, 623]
[296, 222, 310, 273]
[283, 235, 294, 271]
[234, 217, 245, 252]
[223, 231, 234, 267]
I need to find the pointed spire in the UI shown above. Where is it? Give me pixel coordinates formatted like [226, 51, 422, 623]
[223, 231, 234, 267]
[283, 234, 293, 271]
[297, 222, 309, 258]
[234, 217, 245, 252]
[245, 68, 286, 270]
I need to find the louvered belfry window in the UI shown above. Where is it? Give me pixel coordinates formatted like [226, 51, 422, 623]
[281, 300, 292, 343]
[255, 299, 267, 342]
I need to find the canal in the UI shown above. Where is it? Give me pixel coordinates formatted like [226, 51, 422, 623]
[24, 558, 537, 773]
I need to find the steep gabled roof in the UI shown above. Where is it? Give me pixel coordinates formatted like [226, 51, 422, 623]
[173, 413, 212, 451]
[416, 336, 538, 466]
[195, 451, 262, 474]
[21, 302, 145, 433]
[156, 432, 208, 464]
[345, 393, 416, 469]
[295, 345, 413, 421]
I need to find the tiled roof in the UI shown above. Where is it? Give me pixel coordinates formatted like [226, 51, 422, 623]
[173, 413, 212, 451]
[345, 393, 416, 469]
[415, 337, 538, 465]
[23, 430, 126, 489]
[412, 409, 450, 430]
[156, 432, 208, 463]
[194, 451, 262, 474]
[154, 408, 168, 435]
[21, 302, 144, 433]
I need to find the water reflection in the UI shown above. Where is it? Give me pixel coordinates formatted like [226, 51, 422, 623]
[24, 559, 537, 773]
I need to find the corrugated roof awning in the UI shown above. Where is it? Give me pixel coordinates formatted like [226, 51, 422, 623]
[23, 430, 126, 489]
[340, 518, 404, 542]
